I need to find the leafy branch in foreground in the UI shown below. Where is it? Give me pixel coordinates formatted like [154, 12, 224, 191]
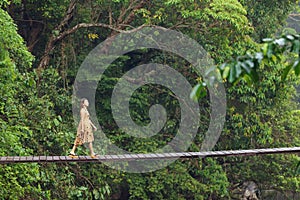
[191, 34, 300, 101]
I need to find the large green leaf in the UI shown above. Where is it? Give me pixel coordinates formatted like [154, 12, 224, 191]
[293, 59, 300, 76]
[229, 63, 237, 83]
[282, 64, 293, 81]
[190, 83, 207, 101]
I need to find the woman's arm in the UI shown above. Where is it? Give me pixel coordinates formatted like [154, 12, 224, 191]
[90, 120, 97, 131]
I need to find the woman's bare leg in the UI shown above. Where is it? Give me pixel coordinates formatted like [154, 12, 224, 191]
[70, 144, 77, 155]
[88, 142, 95, 156]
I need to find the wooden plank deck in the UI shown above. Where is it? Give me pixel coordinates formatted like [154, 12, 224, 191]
[0, 147, 299, 164]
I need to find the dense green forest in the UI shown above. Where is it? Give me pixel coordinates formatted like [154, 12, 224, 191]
[1, 0, 300, 199]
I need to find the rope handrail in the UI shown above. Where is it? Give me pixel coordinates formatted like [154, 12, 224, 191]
[0, 147, 299, 164]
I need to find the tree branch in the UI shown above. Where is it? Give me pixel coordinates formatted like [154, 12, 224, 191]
[37, 23, 148, 71]
[37, 0, 77, 76]
[37, 0, 149, 71]
[116, 0, 142, 25]
[288, 15, 300, 22]
[289, 13, 300, 17]
[120, 0, 145, 28]
[57, 0, 76, 32]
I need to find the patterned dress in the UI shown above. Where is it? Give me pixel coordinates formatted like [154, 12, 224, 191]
[75, 107, 94, 145]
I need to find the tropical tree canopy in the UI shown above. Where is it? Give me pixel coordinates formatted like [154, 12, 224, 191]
[0, 0, 299, 199]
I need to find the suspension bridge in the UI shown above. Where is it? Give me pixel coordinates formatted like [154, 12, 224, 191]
[0, 147, 299, 164]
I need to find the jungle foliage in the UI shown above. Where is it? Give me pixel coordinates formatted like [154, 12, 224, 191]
[0, 0, 300, 199]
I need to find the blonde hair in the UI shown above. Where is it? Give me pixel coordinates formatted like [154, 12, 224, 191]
[80, 98, 88, 108]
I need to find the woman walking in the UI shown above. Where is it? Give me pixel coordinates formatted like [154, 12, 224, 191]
[69, 98, 98, 158]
